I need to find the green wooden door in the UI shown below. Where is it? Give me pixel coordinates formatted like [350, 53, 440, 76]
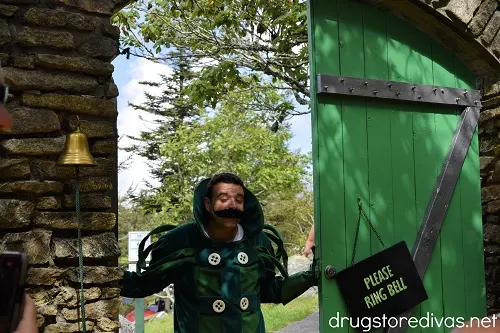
[307, 0, 485, 332]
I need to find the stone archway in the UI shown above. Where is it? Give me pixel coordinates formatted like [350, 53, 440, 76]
[1, 1, 500, 331]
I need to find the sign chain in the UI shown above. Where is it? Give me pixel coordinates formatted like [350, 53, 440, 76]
[351, 198, 386, 266]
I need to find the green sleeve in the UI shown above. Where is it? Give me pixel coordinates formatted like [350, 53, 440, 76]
[260, 262, 317, 306]
[119, 233, 177, 298]
[259, 241, 285, 304]
[259, 237, 318, 305]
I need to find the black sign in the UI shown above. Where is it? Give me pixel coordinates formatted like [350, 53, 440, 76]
[335, 241, 428, 323]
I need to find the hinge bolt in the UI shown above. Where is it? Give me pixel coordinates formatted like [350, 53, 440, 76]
[433, 88, 438, 93]
[412, 86, 416, 91]
[417, 95, 422, 99]
[388, 83, 392, 88]
[364, 81, 368, 86]
[464, 90, 468, 96]
[340, 78, 345, 83]
[323, 86, 328, 91]
[441, 89, 445, 94]
[373, 90, 378, 95]
[396, 92, 401, 96]
[456, 98, 460, 103]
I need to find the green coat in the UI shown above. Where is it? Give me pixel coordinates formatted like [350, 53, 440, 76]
[120, 178, 317, 333]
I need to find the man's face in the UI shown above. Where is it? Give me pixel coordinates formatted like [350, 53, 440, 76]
[0, 65, 12, 130]
[204, 182, 244, 229]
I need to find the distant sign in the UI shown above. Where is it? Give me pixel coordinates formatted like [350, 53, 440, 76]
[128, 231, 150, 263]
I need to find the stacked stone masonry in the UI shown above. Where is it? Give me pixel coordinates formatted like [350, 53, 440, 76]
[0, 0, 123, 332]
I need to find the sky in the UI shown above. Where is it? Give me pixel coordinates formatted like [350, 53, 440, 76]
[112, 55, 312, 197]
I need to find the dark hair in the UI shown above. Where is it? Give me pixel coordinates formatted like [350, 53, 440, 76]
[206, 173, 244, 200]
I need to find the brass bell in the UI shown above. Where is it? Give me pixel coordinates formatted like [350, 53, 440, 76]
[57, 119, 96, 166]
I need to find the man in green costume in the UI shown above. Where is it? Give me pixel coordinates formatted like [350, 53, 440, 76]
[120, 173, 319, 333]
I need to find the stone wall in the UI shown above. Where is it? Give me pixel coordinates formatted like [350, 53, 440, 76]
[0, 1, 123, 332]
[479, 78, 500, 314]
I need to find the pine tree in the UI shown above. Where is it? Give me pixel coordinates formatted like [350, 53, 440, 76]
[124, 49, 201, 212]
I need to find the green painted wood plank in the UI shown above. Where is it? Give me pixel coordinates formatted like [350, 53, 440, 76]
[317, 96, 348, 331]
[412, 107, 440, 332]
[338, 0, 371, 270]
[412, 34, 445, 333]
[431, 40, 466, 322]
[387, 14, 436, 332]
[338, 4, 370, 331]
[386, 13, 419, 252]
[454, 56, 486, 319]
[307, 0, 348, 331]
[363, 6, 394, 257]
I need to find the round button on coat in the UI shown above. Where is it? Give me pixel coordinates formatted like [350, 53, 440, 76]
[208, 253, 221, 266]
[213, 300, 225, 313]
[237, 252, 248, 264]
[240, 297, 249, 310]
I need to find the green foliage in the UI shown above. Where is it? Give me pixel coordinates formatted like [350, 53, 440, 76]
[115, 1, 314, 253]
[117, 199, 163, 267]
[263, 176, 314, 254]
[124, 48, 203, 212]
[131, 87, 310, 230]
[113, 0, 309, 124]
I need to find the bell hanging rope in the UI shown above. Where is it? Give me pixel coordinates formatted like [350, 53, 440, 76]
[57, 116, 96, 333]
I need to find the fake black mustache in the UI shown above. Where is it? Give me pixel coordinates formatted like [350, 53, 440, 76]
[213, 208, 244, 219]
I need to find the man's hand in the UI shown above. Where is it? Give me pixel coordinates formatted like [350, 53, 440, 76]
[304, 225, 315, 257]
[14, 294, 38, 333]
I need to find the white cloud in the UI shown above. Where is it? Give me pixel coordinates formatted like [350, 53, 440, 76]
[288, 105, 312, 155]
[290, 116, 312, 153]
[116, 57, 173, 197]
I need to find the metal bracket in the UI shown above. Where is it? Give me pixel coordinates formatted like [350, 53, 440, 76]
[385, 106, 480, 333]
[317, 74, 482, 107]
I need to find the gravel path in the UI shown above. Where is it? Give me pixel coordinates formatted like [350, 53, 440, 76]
[274, 311, 319, 333]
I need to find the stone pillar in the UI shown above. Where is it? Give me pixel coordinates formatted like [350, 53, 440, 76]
[0, 1, 124, 332]
[480, 76, 500, 315]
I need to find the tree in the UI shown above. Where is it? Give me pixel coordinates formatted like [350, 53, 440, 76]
[113, 0, 309, 127]
[263, 173, 314, 254]
[117, 198, 162, 267]
[124, 48, 202, 211]
[131, 87, 311, 230]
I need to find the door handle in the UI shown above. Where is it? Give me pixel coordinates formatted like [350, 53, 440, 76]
[324, 265, 336, 279]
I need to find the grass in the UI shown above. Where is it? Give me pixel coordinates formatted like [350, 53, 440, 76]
[144, 296, 318, 333]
